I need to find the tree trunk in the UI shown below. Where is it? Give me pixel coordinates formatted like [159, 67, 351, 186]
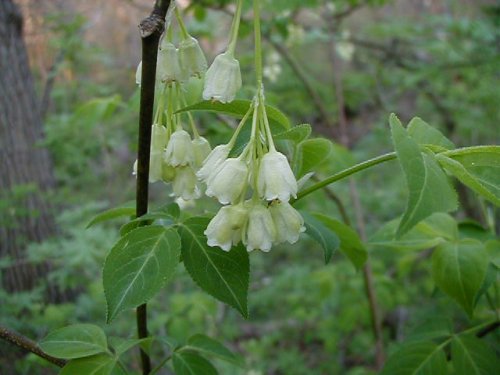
[0, 0, 60, 299]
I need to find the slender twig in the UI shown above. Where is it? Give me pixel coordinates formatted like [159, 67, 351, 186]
[329, 26, 386, 368]
[295, 152, 397, 201]
[136, 1, 172, 374]
[476, 321, 500, 338]
[0, 326, 66, 368]
[266, 38, 335, 129]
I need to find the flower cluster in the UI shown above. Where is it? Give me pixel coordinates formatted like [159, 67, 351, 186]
[201, 90, 305, 253]
[133, 3, 244, 202]
[133, 2, 305, 253]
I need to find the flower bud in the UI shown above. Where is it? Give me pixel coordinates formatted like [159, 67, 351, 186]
[243, 202, 276, 252]
[203, 52, 242, 103]
[206, 158, 248, 204]
[162, 163, 176, 182]
[258, 150, 298, 202]
[179, 36, 208, 79]
[197, 144, 231, 181]
[164, 129, 194, 167]
[192, 137, 212, 168]
[269, 200, 305, 244]
[172, 166, 199, 200]
[205, 203, 248, 251]
[158, 41, 183, 84]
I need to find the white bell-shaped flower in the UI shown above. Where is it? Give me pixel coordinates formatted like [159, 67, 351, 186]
[269, 200, 305, 244]
[197, 144, 231, 181]
[206, 158, 248, 204]
[164, 129, 194, 167]
[151, 124, 168, 151]
[179, 36, 208, 79]
[172, 166, 199, 200]
[243, 202, 276, 252]
[205, 203, 248, 251]
[133, 124, 167, 183]
[192, 137, 212, 168]
[202, 52, 242, 103]
[257, 150, 298, 202]
[158, 41, 183, 84]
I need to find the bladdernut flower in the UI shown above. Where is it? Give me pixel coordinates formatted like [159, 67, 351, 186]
[192, 137, 212, 168]
[243, 202, 276, 252]
[269, 200, 305, 244]
[205, 203, 248, 251]
[197, 144, 231, 181]
[202, 52, 242, 103]
[257, 149, 298, 202]
[164, 129, 194, 167]
[133, 124, 167, 182]
[158, 41, 183, 84]
[179, 36, 208, 79]
[206, 158, 248, 204]
[172, 166, 199, 200]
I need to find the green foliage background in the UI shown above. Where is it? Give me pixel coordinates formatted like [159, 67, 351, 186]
[1, 0, 498, 374]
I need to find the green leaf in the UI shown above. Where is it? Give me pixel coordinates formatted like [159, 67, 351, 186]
[86, 206, 135, 228]
[390, 114, 458, 237]
[294, 138, 333, 177]
[369, 213, 458, 251]
[437, 153, 500, 206]
[474, 262, 497, 307]
[380, 341, 447, 375]
[109, 337, 152, 357]
[185, 334, 243, 366]
[301, 211, 340, 264]
[407, 117, 455, 150]
[179, 217, 249, 318]
[39, 324, 107, 359]
[451, 334, 500, 375]
[176, 99, 290, 129]
[406, 318, 452, 343]
[103, 226, 181, 322]
[173, 352, 218, 375]
[431, 239, 489, 316]
[312, 214, 367, 269]
[274, 124, 311, 143]
[60, 353, 116, 375]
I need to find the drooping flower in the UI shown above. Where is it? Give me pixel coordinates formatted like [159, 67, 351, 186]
[192, 137, 212, 168]
[206, 158, 248, 204]
[164, 129, 194, 167]
[243, 202, 276, 252]
[257, 149, 298, 202]
[196, 144, 231, 181]
[205, 203, 248, 251]
[269, 200, 305, 244]
[158, 40, 183, 84]
[179, 36, 208, 79]
[172, 166, 199, 200]
[133, 124, 167, 183]
[202, 52, 242, 103]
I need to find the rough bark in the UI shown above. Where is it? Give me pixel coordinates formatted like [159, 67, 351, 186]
[0, 0, 59, 297]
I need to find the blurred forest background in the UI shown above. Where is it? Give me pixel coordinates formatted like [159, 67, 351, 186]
[1, 0, 498, 374]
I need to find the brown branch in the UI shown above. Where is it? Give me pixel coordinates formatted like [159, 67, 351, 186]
[266, 38, 335, 129]
[135, 1, 172, 374]
[0, 325, 66, 368]
[477, 321, 500, 338]
[328, 20, 386, 368]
